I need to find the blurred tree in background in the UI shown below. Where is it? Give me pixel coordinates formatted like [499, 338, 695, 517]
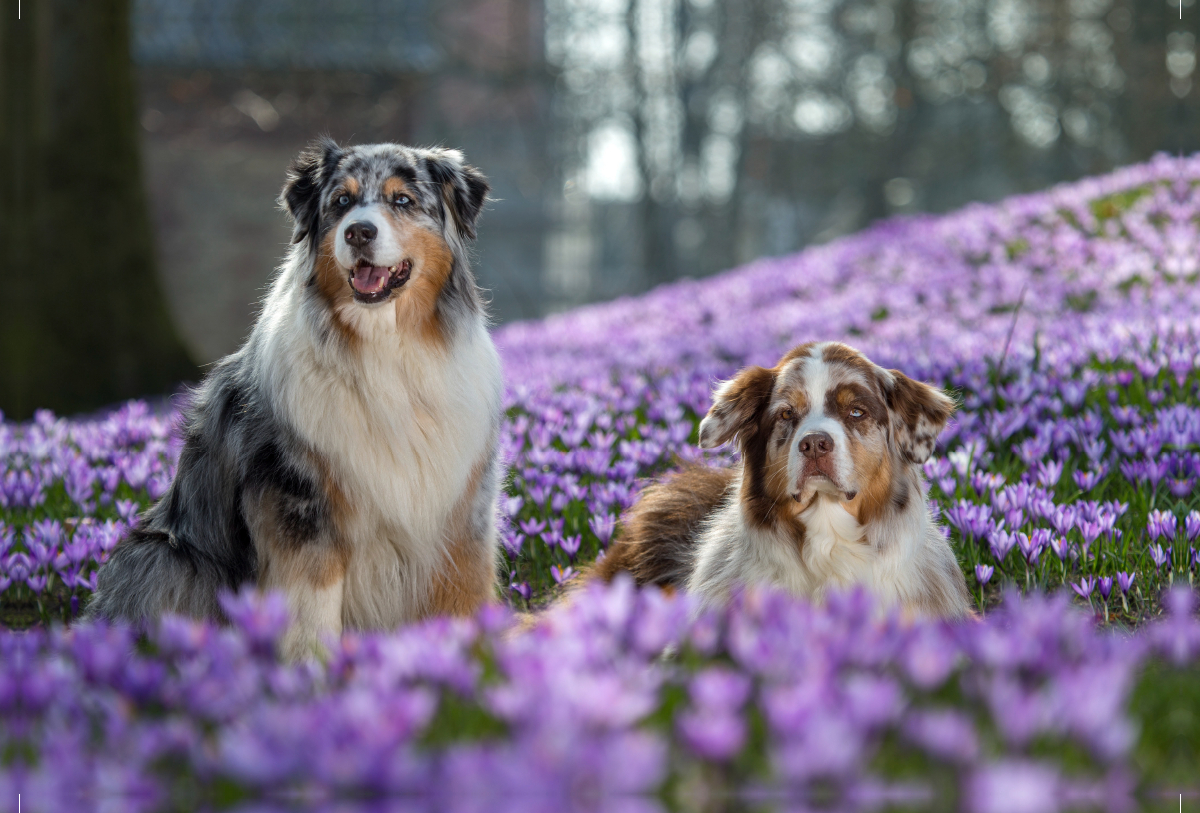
[0, 0, 195, 420]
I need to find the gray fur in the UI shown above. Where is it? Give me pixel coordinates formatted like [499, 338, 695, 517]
[86, 140, 496, 628]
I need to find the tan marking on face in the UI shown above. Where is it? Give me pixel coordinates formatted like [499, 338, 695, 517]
[388, 219, 455, 346]
[841, 437, 892, 524]
[780, 386, 809, 416]
[341, 177, 361, 198]
[314, 230, 361, 350]
[760, 396, 812, 528]
[425, 453, 497, 616]
[383, 176, 415, 201]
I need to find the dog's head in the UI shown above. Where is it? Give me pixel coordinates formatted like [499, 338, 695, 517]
[279, 138, 489, 317]
[697, 341, 955, 524]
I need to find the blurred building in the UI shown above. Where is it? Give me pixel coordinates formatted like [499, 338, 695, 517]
[134, 0, 550, 363]
[133, 0, 1198, 364]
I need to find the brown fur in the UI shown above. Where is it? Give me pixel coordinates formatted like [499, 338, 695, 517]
[590, 342, 967, 618]
[885, 370, 956, 463]
[314, 230, 361, 350]
[390, 218, 456, 346]
[245, 489, 351, 590]
[844, 440, 894, 525]
[382, 177, 414, 200]
[591, 465, 735, 587]
[426, 452, 498, 615]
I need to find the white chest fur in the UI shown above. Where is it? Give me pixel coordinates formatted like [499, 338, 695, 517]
[796, 498, 873, 597]
[688, 486, 915, 611]
[261, 311, 502, 628]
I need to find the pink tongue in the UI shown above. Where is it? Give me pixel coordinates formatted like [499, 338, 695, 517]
[352, 266, 389, 294]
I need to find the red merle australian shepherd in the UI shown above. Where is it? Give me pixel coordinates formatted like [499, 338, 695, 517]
[594, 341, 972, 619]
[87, 140, 504, 659]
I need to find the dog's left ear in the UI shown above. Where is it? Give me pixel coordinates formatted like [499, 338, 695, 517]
[426, 149, 490, 239]
[881, 370, 956, 464]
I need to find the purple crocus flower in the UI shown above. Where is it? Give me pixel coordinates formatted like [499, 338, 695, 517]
[975, 564, 994, 585]
[588, 514, 617, 547]
[501, 495, 524, 518]
[1186, 510, 1200, 542]
[1048, 536, 1071, 562]
[502, 532, 525, 559]
[559, 534, 582, 559]
[518, 517, 546, 536]
[989, 528, 1016, 563]
[1147, 510, 1178, 543]
[1149, 544, 1169, 569]
[1116, 571, 1135, 595]
[1070, 577, 1095, 600]
[1016, 533, 1042, 566]
[1097, 577, 1113, 599]
[1035, 459, 1063, 488]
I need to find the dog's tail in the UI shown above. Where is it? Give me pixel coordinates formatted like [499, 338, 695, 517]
[584, 463, 735, 589]
[85, 526, 250, 625]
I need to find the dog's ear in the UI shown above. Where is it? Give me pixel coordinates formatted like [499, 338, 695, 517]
[881, 370, 955, 464]
[280, 138, 341, 244]
[698, 366, 776, 449]
[426, 149, 490, 239]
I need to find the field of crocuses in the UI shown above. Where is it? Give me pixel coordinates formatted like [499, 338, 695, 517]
[3, 153, 1200, 809]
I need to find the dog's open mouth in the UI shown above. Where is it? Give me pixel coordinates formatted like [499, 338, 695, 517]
[349, 259, 411, 303]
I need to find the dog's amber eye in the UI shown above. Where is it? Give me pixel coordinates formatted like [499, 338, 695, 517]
[780, 407, 795, 421]
[393, 195, 412, 207]
[849, 407, 865, 418]
[337, 194, 351, 207]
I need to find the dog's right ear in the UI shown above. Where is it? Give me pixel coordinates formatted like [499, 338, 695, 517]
[279, 138, 342, 244]
[698, 366, 776, 449]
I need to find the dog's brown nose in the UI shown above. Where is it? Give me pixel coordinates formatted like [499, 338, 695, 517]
[799, 431, 834, 459]
[344, 220, 377, 248]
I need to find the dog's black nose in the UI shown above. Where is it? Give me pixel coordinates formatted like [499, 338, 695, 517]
[344, 221, 377, 248]
[800, 431, 834, 459]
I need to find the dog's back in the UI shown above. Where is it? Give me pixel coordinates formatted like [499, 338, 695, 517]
[591, 464, 734, 588]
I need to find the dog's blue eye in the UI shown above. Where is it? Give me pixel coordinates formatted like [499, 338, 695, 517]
[394, 195, 411, 207]
[337, 194, 350, 207]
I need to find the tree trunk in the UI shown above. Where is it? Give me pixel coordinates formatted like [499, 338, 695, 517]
[0, 0, 195, 421]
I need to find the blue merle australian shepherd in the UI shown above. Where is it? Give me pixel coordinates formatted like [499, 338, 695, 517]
[87, 139, 504, 660]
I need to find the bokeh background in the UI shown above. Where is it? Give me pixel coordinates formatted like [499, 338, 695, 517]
[1, 0, 1198, 418]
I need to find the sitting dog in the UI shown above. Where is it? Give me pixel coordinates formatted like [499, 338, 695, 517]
[87, 139, 503, 659]
[592, 341, 971, 619]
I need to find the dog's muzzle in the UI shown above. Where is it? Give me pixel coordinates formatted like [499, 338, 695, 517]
[794, 431, 857, 502]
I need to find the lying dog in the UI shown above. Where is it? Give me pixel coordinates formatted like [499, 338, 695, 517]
[593, 341, 971, 619]
[87, 140, 503, 659]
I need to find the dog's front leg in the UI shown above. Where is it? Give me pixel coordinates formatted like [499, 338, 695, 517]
[245, 488, 349, 662]
[265, 550, 346, 663]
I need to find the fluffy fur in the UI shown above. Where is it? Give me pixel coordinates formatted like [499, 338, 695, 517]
[593, 341, 971, 619]
[87, 139, 504, 659]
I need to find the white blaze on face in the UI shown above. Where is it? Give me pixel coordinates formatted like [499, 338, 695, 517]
[333, 202, 405, 271]
[785, 350, 862, 500]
